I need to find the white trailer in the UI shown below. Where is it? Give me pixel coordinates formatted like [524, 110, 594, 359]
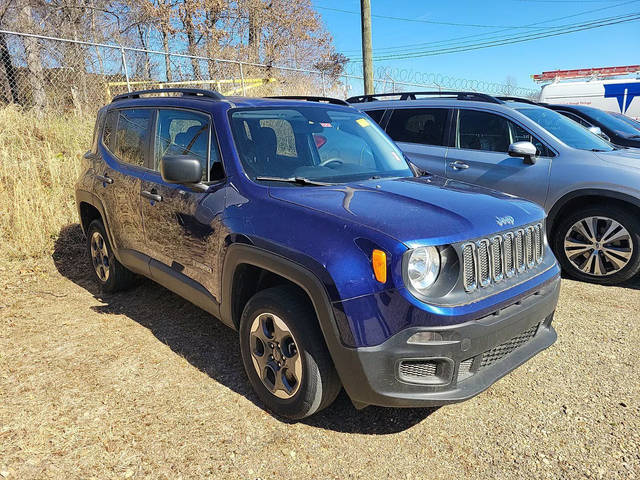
[535, 66, 640, 120]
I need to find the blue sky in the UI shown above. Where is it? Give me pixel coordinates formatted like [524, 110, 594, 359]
[312, 0, 640, 94]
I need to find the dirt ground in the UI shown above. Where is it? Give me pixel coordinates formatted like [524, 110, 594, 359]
[1, 224, 639, 479]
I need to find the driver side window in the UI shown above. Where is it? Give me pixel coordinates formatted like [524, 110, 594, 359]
[154, 109, 224, 182]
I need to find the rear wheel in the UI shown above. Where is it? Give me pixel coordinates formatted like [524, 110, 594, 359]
[239, 286, 341, 419]
[553, 206, 640, 285]
[86, 220, 136, 292]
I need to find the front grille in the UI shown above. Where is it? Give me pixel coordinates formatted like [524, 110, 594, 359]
[479, 322, 540, 368]
[463, 243, 476, 290]
[503, 233, 514, 277]
[399, 360, 437, 379]
[457, 358, 474, 382]
[462, 223, 544, 292]
[477, 239, 490, 286]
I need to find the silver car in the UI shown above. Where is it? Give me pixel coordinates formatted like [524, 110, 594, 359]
[349, 92, 640, 285]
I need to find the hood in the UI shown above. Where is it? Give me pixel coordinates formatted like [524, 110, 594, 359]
[595, 148, 640, 169]
[269, 176, 544, 246]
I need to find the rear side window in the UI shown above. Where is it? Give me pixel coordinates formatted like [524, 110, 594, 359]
[386, 108, 448, 146]
[102, 108, 152, 167]
[364, 109, 385, 125]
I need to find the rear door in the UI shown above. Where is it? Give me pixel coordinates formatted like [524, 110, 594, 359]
[444, 108, 553, 207]
[383, 107, 450, 176]
[96, 107, 152, 260]
[140, 107, 228, 302]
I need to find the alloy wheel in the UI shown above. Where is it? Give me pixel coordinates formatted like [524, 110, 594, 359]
[90, 231, 110, 282]
[564, 216, 633, 276]
[249, 313, 303, 399]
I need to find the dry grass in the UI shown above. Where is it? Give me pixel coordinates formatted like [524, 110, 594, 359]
[0, 105, 93, 260]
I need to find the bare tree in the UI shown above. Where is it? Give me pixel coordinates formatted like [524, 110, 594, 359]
[17, 0, 47, 110]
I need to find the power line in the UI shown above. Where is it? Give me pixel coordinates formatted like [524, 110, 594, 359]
[337, 0, 640, 55]
[315, 5, 558, 28]
[363, 13, 640, 60]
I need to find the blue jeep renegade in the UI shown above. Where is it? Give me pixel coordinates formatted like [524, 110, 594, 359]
[75, 89, 560, 419]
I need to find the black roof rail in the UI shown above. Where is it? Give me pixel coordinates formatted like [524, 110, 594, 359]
[346, 91, 503, 104]
[112, 88, 224, 102]
[496, 96, 539, 105]
[264, 95, 349, 106]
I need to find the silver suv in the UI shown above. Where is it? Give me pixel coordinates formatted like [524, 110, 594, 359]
[349, 91, 640, 285]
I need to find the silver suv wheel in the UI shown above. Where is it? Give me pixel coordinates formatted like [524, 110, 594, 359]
[563, 216, 633, 276]
[249, 313, 303, 399]
[90, 231, 110, 282]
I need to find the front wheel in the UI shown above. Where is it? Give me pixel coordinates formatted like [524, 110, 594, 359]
[239, 286, 341, 419]
[553, 206, 640, 285]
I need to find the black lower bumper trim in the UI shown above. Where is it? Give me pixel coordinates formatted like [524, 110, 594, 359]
[337, 276, 560, 408]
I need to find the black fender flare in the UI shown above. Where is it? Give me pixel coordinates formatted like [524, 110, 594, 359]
[220, 243, 356, 386]
[75, 189, 123, 264]
[547, 188, 640, 234]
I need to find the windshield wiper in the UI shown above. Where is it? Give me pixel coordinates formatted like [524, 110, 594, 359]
[255, 176, 333, 186]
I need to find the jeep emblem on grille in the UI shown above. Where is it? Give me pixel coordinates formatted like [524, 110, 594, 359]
[496, 215, 515, 226]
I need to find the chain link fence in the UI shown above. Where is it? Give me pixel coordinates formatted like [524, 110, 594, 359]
[0, 30, 537, 116]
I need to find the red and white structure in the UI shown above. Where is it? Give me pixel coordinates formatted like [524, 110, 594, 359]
[535, 66, 640, 120]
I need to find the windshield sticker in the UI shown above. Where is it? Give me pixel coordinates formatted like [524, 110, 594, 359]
[356, 118, 371, 127]
[320, 122, 332, 128]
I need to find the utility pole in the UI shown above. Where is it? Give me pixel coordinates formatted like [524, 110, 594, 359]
[360, 0, 374, 94]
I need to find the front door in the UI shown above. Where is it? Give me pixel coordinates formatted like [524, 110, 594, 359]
[141, 108, 228, 302]
[445, 108, 553, 208]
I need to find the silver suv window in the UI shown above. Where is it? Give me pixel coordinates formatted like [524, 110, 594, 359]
[386, 108, 448, 146]
[516, 107, 615, 152]
[455, 109, 553, 157]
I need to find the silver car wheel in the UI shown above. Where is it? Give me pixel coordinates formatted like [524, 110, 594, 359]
[90, 231, 110, 283]
[249, 313, 303, 399]
[564, 216, 633, 276]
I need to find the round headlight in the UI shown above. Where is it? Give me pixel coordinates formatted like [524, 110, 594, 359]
[406, 246, 441, 293]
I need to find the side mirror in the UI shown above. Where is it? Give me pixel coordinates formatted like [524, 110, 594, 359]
[160, 155, 202, 184]
[508, 141, 537, 165]
[588, 126, 610, 142]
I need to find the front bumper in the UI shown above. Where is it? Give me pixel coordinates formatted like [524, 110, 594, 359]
[336, 276, 560, 408]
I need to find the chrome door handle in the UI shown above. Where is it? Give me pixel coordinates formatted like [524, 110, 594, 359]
[141, 190, 163, 202]
[449, 161, 470, 170]
[95, 173, 113, 184]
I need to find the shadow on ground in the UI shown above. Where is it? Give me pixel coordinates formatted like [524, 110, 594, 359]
[52, 223, 436, 434]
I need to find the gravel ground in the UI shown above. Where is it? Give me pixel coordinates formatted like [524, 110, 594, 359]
[1, 225, 639, 479]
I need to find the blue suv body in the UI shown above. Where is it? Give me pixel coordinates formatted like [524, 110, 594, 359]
[75, 89, 560, 419]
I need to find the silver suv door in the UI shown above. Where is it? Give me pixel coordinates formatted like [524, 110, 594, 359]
[445, 108, 553, 208]
[383, 107, 451, 176]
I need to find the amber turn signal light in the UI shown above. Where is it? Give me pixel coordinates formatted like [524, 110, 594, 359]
[372, 249, 387, 283]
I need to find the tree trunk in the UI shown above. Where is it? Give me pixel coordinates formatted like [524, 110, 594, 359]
[182, 9, 201, 80]
[248, 1, 261, 62]
[161, 28, 172, 82]
[0, 32, 19, 103]
[137, 25, 152, 80]
[18, 4, 47, 110]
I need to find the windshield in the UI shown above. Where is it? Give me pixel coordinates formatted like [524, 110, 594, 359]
[230, 107, 413, 183]
[608, 111, 640, 133]
[516, 107, 615, 151]
[574, 106, 640, 137]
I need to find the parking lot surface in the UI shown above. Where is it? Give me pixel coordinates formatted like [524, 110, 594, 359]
[1, 225, 639, 479]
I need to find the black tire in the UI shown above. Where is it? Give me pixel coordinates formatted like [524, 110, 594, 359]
[552, 205, 640, 285]
[86, 219, 136, 293]
[239, 285, 341, 419]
